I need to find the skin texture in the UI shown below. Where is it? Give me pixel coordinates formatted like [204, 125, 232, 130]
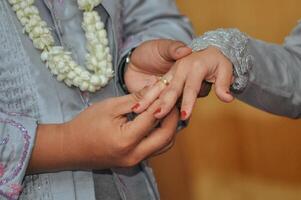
[124, 39, 192, 93]
[128, 45, 234, 121]
[28, 87, 179, 173]
[27, 39, 188, 174]
[29, 39, 229, 174]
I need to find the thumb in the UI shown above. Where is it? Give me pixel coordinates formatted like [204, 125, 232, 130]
[158, 39, 192, 62]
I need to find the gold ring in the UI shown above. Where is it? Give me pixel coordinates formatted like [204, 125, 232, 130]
[159, 77, 170, 86]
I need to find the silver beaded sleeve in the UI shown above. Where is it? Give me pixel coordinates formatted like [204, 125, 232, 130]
[189, 28, 254, 92]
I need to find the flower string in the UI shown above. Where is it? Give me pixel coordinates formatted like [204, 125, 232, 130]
[8, 0, 114, 92]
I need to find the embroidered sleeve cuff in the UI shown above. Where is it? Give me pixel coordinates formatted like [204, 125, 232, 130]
[0, 112, 37, 200]
[189, 28, 254, 92]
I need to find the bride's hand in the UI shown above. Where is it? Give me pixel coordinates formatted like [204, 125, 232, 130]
[124, 39, 192, 93]
[131, 46, 234, 120]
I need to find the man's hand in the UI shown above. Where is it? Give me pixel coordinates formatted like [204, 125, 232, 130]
[124, 39, 192, 93]
[28, 87, 179, 173]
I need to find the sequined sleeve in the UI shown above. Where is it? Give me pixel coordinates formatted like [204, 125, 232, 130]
[189, 28, 254, 92]
[0, 112, 37, 200]
[190, 22, 301, 118]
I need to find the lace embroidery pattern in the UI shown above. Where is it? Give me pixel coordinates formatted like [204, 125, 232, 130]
[0, 118, 31, 200]
[190, 28, 254, 92]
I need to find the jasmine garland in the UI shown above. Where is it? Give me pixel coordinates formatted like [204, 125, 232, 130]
[9, 0, 114, 92]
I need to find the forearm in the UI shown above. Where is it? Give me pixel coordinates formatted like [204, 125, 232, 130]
[27, 123, 85, 174]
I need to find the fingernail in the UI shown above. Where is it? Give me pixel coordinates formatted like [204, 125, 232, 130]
[131, 103, 140, 110]
[226, 91, 231, 94]
[176, 46, 188, 54]
[181, 111, 187, 119]
[176, 46, 185, 54]
[154, 108, 161, 115]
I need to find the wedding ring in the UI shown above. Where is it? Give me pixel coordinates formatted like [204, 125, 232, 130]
[159, 76, 170, 86]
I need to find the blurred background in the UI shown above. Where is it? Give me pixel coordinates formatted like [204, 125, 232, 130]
[150, 0, 301, 200]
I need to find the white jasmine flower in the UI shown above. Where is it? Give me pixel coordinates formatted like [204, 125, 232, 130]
[9, 0, 113, 92]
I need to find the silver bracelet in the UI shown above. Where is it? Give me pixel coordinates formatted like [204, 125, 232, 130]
[189, 28, 254, 92]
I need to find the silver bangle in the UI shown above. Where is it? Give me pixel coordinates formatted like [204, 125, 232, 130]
[189, 28, 254, 92]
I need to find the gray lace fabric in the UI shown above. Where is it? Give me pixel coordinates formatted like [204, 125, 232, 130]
[189, 28, 254, 92]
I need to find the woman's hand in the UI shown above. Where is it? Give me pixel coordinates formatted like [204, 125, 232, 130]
[132, 46, 234, 121]
[124, 39, 192, 93]
[28, 88, 179, 173]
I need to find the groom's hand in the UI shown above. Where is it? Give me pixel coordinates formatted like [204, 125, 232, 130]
[124, 39, 192, 93]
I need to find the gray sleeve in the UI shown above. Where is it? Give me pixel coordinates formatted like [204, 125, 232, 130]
[0, 112, 37, 199]
[117, 0, 194, 130]
[237, 21, 301, 118]
[119, 0, 194, 59]
[190, 22, 301, 118]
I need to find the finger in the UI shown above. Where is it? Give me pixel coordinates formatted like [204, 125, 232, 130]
[121, 100, 162, 145]
[158, 40, 192, 62]
[214, 61, 234, 103]
[180, 69, 206, 120]
[153, 64, 187, 119]
[112, 85, 152, 116]
[124, 63, 159, 93]
[129, 108, 179, 161]
[133, 72, 174, 114]
[150, 138, 176, 157]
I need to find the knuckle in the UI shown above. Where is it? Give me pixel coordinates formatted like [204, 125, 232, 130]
[191, 58, 201, 68]
[115, 140, 134, 155]
[158, 92, 179, 114]
[175, 58, 186, 66]
[157, 99, 171, 112]
[102, 97, 121, 115]
[163, 140, 175, 153]
[121, 154, 141, 167]
[176, 63, 187, 74]
[185, 84, 198, 97]
[164, 86, 180, 99]
[191, 59, 208, 73]
[162, 132, 175, 147]
[215, 86, 225, 95]
[101, 98, 115, 109]
[132, 90, 145, 102]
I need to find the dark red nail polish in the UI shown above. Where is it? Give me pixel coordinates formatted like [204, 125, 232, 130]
[154, 108, 161, 115]
[131, 103, 140, 110]
[181, 111, 187, 119]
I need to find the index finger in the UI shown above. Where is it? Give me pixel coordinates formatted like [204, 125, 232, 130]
[121, 99, 162, 146]
[133, 71, 174, 114]
[128, 107, 179, 161]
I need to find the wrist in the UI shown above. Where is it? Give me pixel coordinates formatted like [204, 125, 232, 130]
[61, 121, 91, 170]
[190, 28, 253, 93]
[27, 123, 85, 173]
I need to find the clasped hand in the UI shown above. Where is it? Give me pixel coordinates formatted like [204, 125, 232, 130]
[30, 39, 235, 173]
[126, 39, 235, 121]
